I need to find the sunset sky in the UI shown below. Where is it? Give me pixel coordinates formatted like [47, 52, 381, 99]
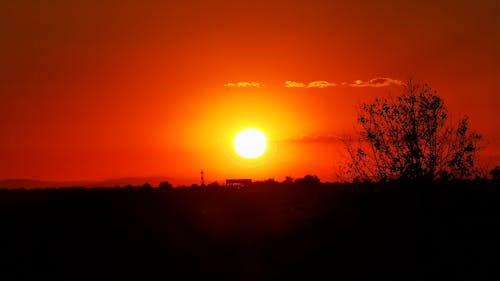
[0, 0, 498, 185]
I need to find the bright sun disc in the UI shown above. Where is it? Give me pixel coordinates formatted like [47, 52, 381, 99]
[233, 129, 267, 159]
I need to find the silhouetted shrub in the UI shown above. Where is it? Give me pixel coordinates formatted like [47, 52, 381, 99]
[206, 181, 220, 188]
[294, 175, 320, 186]
[490, 166, 500, 181]
[282, 176, 294, 185]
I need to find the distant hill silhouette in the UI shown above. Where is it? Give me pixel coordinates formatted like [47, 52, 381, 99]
[0, 176, 175, 189]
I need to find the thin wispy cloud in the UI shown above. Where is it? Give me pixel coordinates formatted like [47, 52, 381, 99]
[349, 77, 405, 88]
[224, 81, 263, 88]
[285, 80, 337, 88]
[283, 135, 342, 144]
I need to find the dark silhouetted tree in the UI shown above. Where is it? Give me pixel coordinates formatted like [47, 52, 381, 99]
[343, 80, 482, 182]
[159, 181, 173, 190]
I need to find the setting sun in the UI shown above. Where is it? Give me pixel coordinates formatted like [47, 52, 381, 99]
[233, 129, 267, 159]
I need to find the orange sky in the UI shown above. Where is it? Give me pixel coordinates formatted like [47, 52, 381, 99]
[0, 0, 498, 185]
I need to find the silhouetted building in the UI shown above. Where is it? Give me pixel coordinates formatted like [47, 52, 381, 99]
[225, 179, 252, 188]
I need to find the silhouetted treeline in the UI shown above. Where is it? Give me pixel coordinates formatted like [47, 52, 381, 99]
[0, 180, 497, 280]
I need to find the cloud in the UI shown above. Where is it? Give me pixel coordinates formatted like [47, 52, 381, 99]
[349, 77, 405, 88]
[225, 77, 404, 89]
[307, 81, 337, 88]
[285, 80, 336, 88]
[224, 81, 263, 88]
[285, 81, 307, 88]
[284, 135, 342, 144]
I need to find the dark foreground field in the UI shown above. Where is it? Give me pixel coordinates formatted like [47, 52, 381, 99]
[0, 181, 498, 280]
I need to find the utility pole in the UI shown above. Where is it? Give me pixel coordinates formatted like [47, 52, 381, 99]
[200, 170, 205, 187]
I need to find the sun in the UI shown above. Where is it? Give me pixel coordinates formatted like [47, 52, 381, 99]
[233, 129, 267, 159]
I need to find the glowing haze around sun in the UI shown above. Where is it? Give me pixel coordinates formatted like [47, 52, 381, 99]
[233, 129, 267, 159]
